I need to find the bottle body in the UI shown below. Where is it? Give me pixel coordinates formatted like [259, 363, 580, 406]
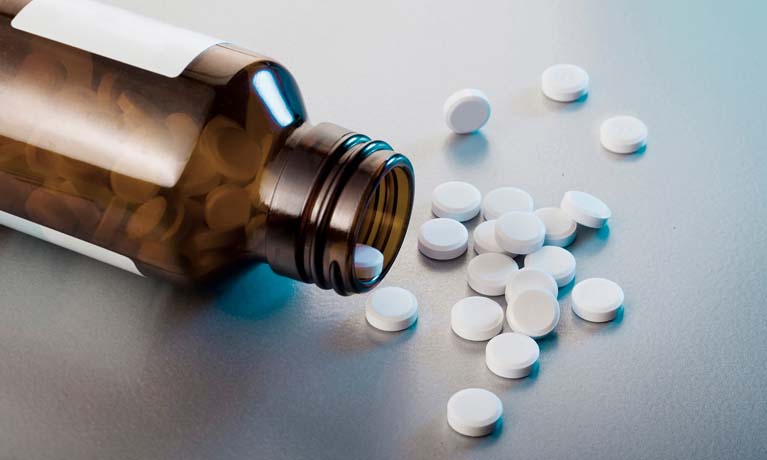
[0, 1, 414, 294]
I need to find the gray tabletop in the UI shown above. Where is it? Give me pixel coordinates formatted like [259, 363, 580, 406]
[2, 0, 766, 459]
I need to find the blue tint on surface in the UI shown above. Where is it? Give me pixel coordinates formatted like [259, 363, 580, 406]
[214, 262, 296, 319]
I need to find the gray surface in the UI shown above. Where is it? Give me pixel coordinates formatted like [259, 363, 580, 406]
[1, 0, 766, 459]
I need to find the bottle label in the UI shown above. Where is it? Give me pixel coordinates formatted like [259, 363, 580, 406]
[12, 0, 222, 78]
[0, 210, 143, 276]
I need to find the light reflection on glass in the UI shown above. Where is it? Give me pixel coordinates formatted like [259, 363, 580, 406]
[253, 69, 294, 128]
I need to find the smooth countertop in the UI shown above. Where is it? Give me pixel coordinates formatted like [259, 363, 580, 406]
[1, 1, 766, 459]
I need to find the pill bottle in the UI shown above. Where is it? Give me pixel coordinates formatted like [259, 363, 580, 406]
[0, 0, 414, 294]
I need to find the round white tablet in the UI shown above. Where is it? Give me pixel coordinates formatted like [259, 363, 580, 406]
[451, 296, 504, 341]
[354, 244, 384, 280]
[365, 286, 418, 332]
[524, 246, 576, 287]
[467, 253, 519, 296]
[505, 267, 559, 305]
[534, 207, 576, 247]
[482, 187, 534, 220]
[541, 64, 589, 102]
[443, 89, 491, 134]
[485, 332, 540, 379]
[418, 218, 469, 260]
[431, 181, 482, 222]
[472, 219, 507, 255]
[560, 191, 611, 229]
[572, 278, 624, 322]
[600, 115, 648, 154]
[494, 211, 545, 255]
[447, 388, 503, 437]
[506, 289, 560, 338]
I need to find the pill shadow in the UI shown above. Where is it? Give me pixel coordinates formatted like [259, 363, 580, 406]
[567, 224, 610, 255]
[324, 315, 418, 354]
[602, 144, 647, 162]
[542, 92, 589, 112]
[417, 251, 470, 273]
[405, 413, 505, 458]
[569, 306, 625, 336]
[557, 280, 574, 301]
[210, 262, 298, 320]
[536, 333, 558, 354]
[450, 331, 491, 355]
[443, 132, 489, 167]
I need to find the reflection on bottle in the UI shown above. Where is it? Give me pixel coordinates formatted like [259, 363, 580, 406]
[253, 69, 294, 128]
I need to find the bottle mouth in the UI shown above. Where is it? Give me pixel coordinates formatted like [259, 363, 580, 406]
[264, 123, 414, 295]
[316, 140, 414, 295]
[348, 153, 413, 291]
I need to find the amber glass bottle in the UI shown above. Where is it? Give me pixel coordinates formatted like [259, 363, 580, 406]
[0, 0, 414, 294]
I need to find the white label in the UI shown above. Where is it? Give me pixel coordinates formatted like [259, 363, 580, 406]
[12, 0, 222, 78]
[0, 210, 143, 276]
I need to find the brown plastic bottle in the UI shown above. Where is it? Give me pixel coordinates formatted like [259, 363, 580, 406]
[0, 0, 414, 295]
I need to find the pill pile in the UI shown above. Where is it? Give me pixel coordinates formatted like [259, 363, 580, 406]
[424, 185, 623, 436]
[361, 62, 637, 438]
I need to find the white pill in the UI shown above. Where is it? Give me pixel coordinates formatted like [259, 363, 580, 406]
[451, 296, 504, 341]
[541, 64, 589, 102]
[506, 289, 560, 339]
[534, 207, 576, 247]
[431, 181, 482, 222]
[600, 115, 648, 154]
[560, 191, 611, 229]
[467, 253, 519, 296]
[418, 218, 468, 260]
[447, 388, 503, 437]
[572, 278, 624, 322]
[485, 332, 540, 379]
[472, 219, 508, 255]
[354, 244, 384, 280]
[524, 246, 576, 287]
[443, 88, 491, 134]
[505, 268, 558, 306]
[365, 286, 418, 332]
[482, 187, 534, 220]
[494, 211, 545, 255]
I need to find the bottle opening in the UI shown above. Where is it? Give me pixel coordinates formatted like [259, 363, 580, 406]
[265, 123, 414, 295]
[352, 159, 413, 288]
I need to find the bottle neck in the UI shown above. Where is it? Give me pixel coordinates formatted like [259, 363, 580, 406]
[259, 122, 414, 295]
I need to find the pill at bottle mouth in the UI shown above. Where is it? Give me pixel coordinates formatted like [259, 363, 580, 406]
[494, 211, 546, 255]
[365, 287, 418, 332]
[600, 115, 648, 154]
[447, 388, 503, 437]
[506, 288, 560, 339]
[524, 246, 576, 287]
[451, 296, 504, 342]
[560, 191, 611, 229]
[354, 244, 384, 280]
[572, 278, 624, 322]
[443, 89, 491, 134]
[417, 218, 469, 260]
[431, 181, 482, 222]
[485, 332, 540, 379]
[467, 252, 519, 296]
[541, 64, 590, 102]
[482, 187, 534, 220]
